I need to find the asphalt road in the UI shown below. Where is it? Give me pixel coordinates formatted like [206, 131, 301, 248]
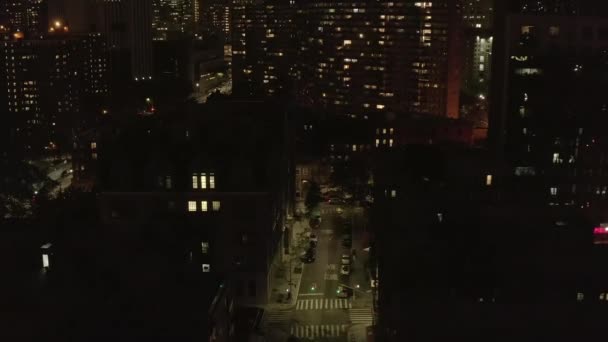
[289, 202, 369, 341]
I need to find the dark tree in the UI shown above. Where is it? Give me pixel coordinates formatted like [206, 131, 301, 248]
[305, 181, 322, 211]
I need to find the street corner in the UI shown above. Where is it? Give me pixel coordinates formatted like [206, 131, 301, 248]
[347, 324, 373, 342]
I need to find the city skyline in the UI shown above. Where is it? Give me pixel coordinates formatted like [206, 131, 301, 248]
[3, 1, 608, 342]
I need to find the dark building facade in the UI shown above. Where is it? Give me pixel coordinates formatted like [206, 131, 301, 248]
[91, 100, 292, 306]
[491, 7, 608, 214]
[371, 146, 608, 341]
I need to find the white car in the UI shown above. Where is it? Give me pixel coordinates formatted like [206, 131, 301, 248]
[341, 254, 350, 265]
[340, 264, 351, 275]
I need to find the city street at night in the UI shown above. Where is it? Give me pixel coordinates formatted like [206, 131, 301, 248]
[263, 203, 373, 341]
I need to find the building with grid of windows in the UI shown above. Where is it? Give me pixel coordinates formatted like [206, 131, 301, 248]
[232, 0, 463, 120]
[1, 24, 108, 156]
[152, 0, 201, 40]
[0, 0, 48, 35]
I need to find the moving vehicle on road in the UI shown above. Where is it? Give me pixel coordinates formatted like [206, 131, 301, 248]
[336, 285, 353, 298]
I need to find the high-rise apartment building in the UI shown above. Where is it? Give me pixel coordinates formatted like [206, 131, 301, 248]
[0, 0, 48, 35]
[1, 22, 108, 156]
[152, 0, 200, 40]
[231, 0, 294, 97]
[461, 0, 493, 95]
[91, 0, 153, 81]
[491, 2, 608, 211]
[232, 0, 462, 119]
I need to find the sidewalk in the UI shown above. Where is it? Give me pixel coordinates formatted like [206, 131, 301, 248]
[267, 218, 310, 308]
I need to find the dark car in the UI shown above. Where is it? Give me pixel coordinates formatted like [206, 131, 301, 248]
[309, 233, 318, 248]
[300, 247, 315, 263]
[341, 235, 352, 248]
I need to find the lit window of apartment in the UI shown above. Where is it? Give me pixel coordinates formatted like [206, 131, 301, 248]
[192, 174, 199, 189]
[201, 242, 209, 254]
[188, 201, 197, 212]
[201, 201, 208, 212]
[389, 139, 394, 147]
[166, 176, 172, 189]
[390, 190, 397, 198]
[201, 173, 208, 189]
[486, 174, 493, 186]
[212, 201, 221, 211]
[550, 187, 558, 196]
[202, 264, 211, 272]
[577, 292, 584, 302]
[210, 173, 216, 189]
[90, 142, 97, 149]
[553, 153, 561, 164]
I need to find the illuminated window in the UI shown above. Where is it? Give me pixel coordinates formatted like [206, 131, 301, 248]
[389, 139, 394, 147]
[192, 174, 199, 189]
[201, 242, 209, 254]
[375, 139, 380, 147]
[165, 176, 172, 189]
[42, 254, 49, 268]
[553, 153, 561, 164]
[550, 187, 558, 196]
[577, 292, 584, 302]
[90, 142, 97, 149]
[390, 190, 397, 198]
[212, 201, 221, 211]
[210, 173, 216, 189]
[486, 174, 493, 186]
[202, 264, 211, 272]
[201, 201, 208, 212]
[201, 173, 207, 189]
[188, 201, 197, 212]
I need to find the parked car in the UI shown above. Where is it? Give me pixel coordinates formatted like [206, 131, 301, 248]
[309, 233, 318, 247]
[300, 247, 315, 263]
[336, 285, 353, 298]
[341, 254, 350, 265]
[341, 235, 352, 248]
[340, 264, 351, 275]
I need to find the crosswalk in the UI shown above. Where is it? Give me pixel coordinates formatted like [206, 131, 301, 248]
[290, 324, 348, 339]
[349, 308, 373, 325]
[263, 308, 292, 326]
[296, 298, 352, 310]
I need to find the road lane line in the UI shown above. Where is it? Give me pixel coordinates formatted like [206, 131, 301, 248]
[298, 293, 324, 296]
